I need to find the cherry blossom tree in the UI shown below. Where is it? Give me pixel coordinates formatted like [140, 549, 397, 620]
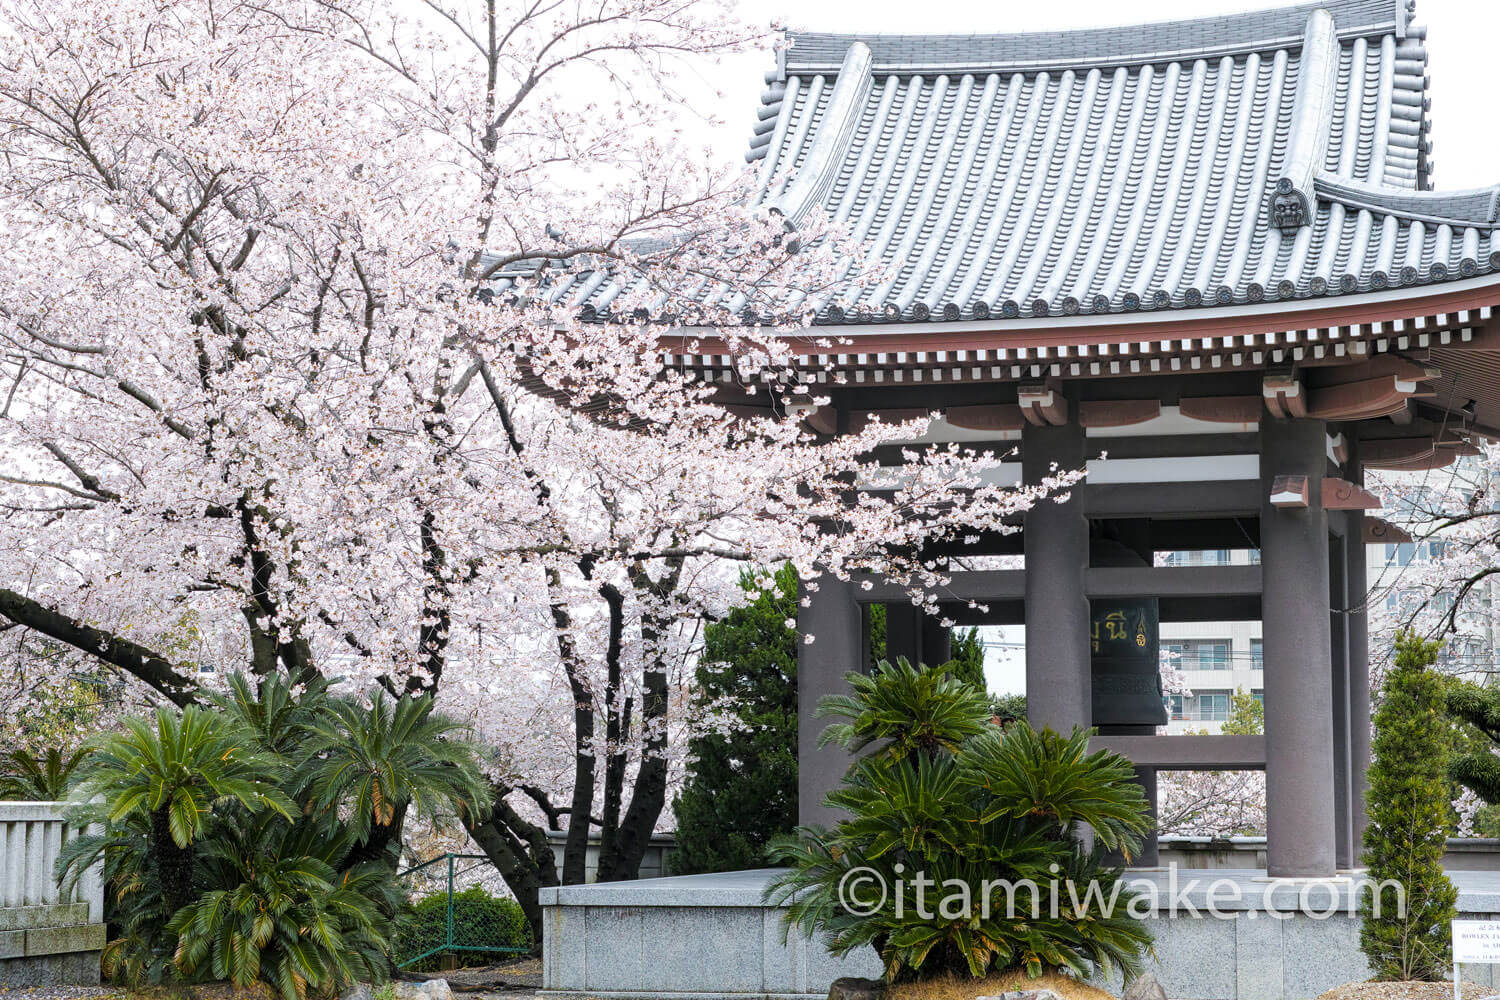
[1366, 446, 1500, 667]
[0, 0, 1069, 934]
[1156, 770, 1266, 838]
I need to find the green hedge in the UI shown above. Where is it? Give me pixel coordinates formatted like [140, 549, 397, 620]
[395, 886, 532, 971]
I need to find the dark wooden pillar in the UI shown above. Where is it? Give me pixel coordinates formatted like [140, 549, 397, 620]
[886, 603, 922, 665]
[921, 616, 952, 666]
[1346, 441, 1372, 853]
[1330, 529, 1354, 869]
[797, 576, 862, 827]
[1260, 418, 1338, 877]
[1023, 410, 1091, 734]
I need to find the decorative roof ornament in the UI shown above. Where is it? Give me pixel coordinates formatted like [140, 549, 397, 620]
[1268, 9, 1340, 231]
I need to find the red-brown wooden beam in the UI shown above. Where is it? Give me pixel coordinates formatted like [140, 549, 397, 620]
[946, 404, 1025, 431]
[1078, 399, 1161, 428]
[1361, 437, 1436, 466]
[1179, 395, 1263, 424]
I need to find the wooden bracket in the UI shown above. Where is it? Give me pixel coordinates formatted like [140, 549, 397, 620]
[1269, 475, 1309, 508]
[1018, 381, 1068, 426]
[1263, 372, 1306, 419]
[1364, 517, 1413, 545]
[1322, 478, 1381, 510]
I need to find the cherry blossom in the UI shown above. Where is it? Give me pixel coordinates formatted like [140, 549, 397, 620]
[0, 0, 1070, 924]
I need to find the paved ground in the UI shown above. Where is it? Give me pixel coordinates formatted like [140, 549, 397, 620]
[0, 988, 127, 1000]
[0, 959, 544, 1000]
[437, 958, 542, 994]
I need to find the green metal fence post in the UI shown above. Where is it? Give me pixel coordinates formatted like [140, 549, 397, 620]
[393, 852, 532, 970]
[445, 852, 456, 959]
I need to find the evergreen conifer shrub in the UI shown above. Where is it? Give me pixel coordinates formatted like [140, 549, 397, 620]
[947, 626, 987, 690]
[1360, 630, 1458, 981]
[672, 566, 801, 874]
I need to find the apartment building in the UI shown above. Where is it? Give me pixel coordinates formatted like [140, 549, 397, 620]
[1159, 549, 1263, 734]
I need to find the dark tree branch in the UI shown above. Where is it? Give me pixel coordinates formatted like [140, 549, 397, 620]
[0, 588, 199, 706]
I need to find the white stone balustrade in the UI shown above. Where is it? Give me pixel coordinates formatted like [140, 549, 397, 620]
[0, 802, 104, 986]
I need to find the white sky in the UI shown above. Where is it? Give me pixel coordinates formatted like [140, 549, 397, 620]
[677, 0, 1500, 693]
[687, 0, 1500, 191]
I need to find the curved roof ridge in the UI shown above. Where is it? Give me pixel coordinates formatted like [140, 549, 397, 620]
[765, 43, 873, 224]
[1268, 9, 1340, 231]
[783, 0, 1412, 76]
[1316, 174, 1500, 228]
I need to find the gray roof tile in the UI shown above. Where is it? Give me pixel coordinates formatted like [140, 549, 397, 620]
[571, 0, 1500, 324]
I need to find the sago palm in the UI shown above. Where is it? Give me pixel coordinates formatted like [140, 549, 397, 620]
[70, 704, 292, 913]
[768, 659, 1154, 984]
[966, 725, 1151, 858]
[818, 657, 994, 763]
[0, 746, 87, 800]
[170, 812, 393, 1000]
[215, 670, 331, 757]
[298, 690, 487, 869]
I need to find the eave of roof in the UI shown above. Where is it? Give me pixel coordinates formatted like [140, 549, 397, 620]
[780, 0, 1411, 76]
[533, 1, 1500, 332]
[663, 268, 1500, 350]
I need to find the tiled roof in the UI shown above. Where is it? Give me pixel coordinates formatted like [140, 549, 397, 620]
[778, 0, 1407, 73]
[551, 0, 1500, 328]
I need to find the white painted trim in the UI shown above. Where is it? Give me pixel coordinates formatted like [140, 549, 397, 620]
[1086, 455, 1259, 484]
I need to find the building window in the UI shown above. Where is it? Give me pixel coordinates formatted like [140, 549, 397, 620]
[1196, 691, 1230, 721]
[1164, 694, 1186, 720]
[1166, 639, 1231, 670]
[1385, 542, 1416, 567]
[1250, 638, 1263, 670]
[1161, 550, 1241, 566]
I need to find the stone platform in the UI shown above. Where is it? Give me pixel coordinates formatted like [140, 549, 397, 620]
[540, 868, 1500, 1000]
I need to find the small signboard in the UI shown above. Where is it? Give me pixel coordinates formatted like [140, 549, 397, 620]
[1452, 919, 1500, 998]
[1454, 919, 1500, 962]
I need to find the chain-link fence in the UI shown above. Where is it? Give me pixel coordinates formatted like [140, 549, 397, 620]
[394, 853, 533, 971]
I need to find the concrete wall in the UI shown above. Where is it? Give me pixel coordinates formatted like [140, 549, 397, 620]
[540, 868, 1500, 1000]
[0, 802, 104, 986]
[540, 869, 882, 998]
[545, 832, 676, 883]
[1158, 835, 1500, 871]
